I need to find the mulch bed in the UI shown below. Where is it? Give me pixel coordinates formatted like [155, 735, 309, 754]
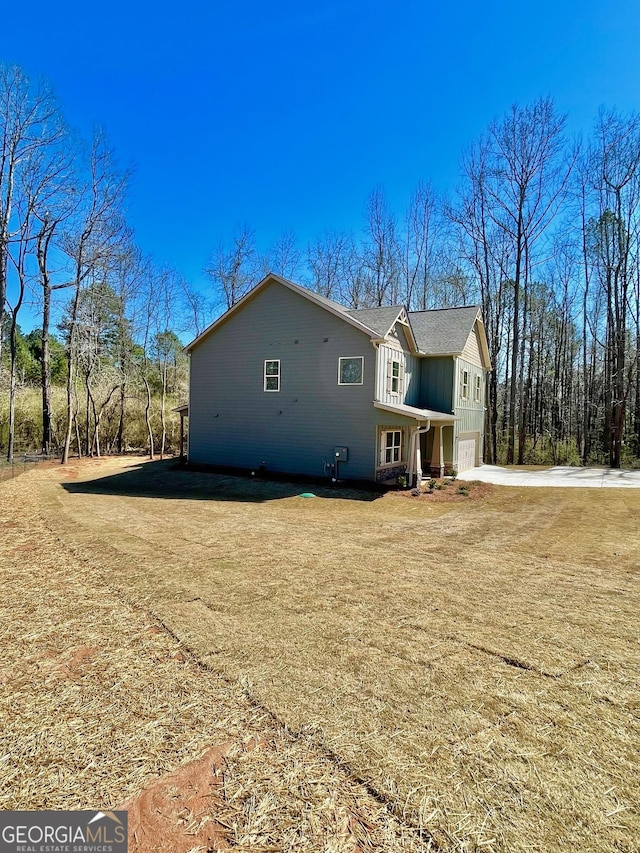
[390, 478, 494, 501]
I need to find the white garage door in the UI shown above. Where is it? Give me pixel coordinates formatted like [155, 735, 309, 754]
[458, 439, 476, 472]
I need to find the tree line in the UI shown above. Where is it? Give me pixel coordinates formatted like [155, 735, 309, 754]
[0, 64, 192, 462]
[2, 61, 639, 468]
[206, 101, 640, 469]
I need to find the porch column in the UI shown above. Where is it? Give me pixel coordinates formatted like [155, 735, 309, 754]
[430, 424, 444, 478]
[179, 413, 186, 463]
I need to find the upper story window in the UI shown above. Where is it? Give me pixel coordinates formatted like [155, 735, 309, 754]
[460, 369, 469, 400]
[474, 374, 482, 402]
[388, 358, 402, 395]
[264, 359, 280, 391]
[338, 356, 364, 385]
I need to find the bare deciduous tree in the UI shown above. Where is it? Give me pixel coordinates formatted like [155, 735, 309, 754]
[587, 109, 640, 467]
[307, 230, 351, 300]
[362, 187, 401, 306]
[483, 98, 574, 463]
[402, 181, 440, 309]
[59, 131, 129, 463]
[205, 224, 259, 309]
[0, 64, 63, 368]
[266, 230, 302, 281]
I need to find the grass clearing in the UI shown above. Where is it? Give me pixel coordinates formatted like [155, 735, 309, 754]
[1, 456, 639, 852]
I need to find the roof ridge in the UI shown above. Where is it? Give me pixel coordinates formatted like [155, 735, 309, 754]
[409, 304, 480, 315]
[347, 304, 406, 312]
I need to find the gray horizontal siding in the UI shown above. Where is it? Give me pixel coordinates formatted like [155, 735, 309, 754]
[454, 357, 485, 433]
[189, 280, 413, 481]
[453, 357, 485, 466]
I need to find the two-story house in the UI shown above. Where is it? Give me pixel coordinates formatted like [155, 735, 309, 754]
[182, 273, 490, 484]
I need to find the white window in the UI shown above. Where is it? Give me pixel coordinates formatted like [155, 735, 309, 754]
[380, 429, 402, 465]
[460, 368, 469, 400]
[474, 374, 482, 402]
[387, 358, 403, 394]
[264, 359, 280, 391]
[338, 356, 364, 385]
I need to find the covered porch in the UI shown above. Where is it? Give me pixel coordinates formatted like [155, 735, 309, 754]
[373, 401, 457, 486]
[172, 403, 189, 463]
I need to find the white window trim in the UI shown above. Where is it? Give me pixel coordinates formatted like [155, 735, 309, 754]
[379, 429, 403, 466]
[338, 356, 364, 386]
[474, 374, 482, 402]
[460, 368, 469, 401]
[388, 358, 403, 395]
[264, 359, 280, 392]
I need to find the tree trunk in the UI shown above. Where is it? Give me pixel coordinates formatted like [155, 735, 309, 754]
[160, 364, 167, 460]
[116, 382, 126, 454]
[7, 315, 18, 463]
[37, 223, 57, 455]
[507, 230, 524, 465]
[62, 282, 81, 465]
[143, 376, 154, 460]
[41, 289, 53, 454]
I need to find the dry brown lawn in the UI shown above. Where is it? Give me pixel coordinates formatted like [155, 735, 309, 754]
[1, 456, 638, 853]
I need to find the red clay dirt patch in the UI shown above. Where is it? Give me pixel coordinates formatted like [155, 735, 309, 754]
[1, 646, 99, 689]
[119, 744, 232, 853]
[11, 543, 38, 554]
[49, 646, 99, 681]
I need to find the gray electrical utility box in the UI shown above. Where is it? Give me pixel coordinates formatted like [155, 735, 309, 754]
[334, 446, 348, 462]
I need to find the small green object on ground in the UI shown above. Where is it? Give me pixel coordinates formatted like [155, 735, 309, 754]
[299, 492, 316, 498]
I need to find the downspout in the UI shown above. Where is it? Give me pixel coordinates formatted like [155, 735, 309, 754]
[415, 424, 429, 483]
[451, 356, 458, 468]
[407, 422, 430, 488]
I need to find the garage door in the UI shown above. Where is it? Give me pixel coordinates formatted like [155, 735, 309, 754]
[458, 439, 476, 472]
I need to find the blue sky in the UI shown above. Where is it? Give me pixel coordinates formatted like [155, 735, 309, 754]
[2, 0, 639, 312]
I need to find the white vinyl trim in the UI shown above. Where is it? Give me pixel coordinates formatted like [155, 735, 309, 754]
[264, 359, 280, 392]
[338, 356, 364, 385]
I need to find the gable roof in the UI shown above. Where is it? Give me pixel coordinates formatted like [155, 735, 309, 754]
[347, 306, 418, 352]
[346, 306, 405, 337]
[408, 305, 482, 356]
[184, 273, 385, 353]
[184, 274, 489, 366]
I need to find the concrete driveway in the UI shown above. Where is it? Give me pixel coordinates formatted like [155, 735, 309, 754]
[457, 464, 640, 488]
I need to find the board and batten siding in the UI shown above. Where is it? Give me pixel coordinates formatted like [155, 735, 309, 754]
[461, 322, 483, 368]
[388, 322, 411, 352]
[189, 280, 412, 481]
[418, 357, 455, 414]
[375, 343, 420, 406]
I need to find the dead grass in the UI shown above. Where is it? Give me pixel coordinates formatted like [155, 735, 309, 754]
[1, 456, 639, 852]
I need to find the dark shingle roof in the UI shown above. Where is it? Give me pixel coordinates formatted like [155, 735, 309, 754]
[346, 306, 405, 338]
[409, 305, 480, 355]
